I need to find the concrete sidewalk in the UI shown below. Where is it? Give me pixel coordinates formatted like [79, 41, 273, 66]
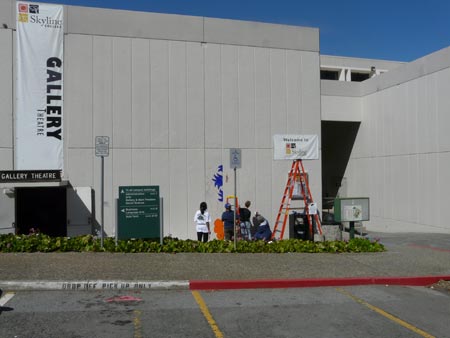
[1, 232, 450, 291]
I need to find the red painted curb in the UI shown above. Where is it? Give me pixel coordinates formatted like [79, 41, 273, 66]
[189, 275, 450, 290]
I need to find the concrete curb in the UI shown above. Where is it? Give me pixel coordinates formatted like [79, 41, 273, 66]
[2, 275, 450, 291]
[0, 280, 190, 291]
[190, 275, 450, 290]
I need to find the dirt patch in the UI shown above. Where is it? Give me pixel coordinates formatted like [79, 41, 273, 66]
[429, 280, 450, 292]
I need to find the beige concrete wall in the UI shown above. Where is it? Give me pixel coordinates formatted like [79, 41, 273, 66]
[0, 29, 13, 168]
[321, 95, 362, 122]
[321, 80, 362, 121]
[343, 47, 450, 233]
[0, 0, 14, 30]
[0, 3, 321, 239]
[64, 33, 321, 238]
[0, 26, 14, 232]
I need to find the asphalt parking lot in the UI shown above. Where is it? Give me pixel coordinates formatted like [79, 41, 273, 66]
[1, 285, 449, 338]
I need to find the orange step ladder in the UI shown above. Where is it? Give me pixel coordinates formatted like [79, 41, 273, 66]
[271, 160, 322, 240]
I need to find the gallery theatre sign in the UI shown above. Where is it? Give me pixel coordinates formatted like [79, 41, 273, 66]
[0, 170, 62, 183]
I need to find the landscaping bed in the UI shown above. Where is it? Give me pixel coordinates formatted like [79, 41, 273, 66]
[0, 234, 385, 253]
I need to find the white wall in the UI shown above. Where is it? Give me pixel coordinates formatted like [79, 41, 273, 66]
[321, 80, 361, 121]
[0, 27, 14, 232]
[344, 47, 450, 233]
[0, 29, 13, 168]
[0, 5, 321, 239]
[64, 34, 321, 239]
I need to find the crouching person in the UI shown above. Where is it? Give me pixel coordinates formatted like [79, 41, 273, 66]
[253, 214, 272, 241]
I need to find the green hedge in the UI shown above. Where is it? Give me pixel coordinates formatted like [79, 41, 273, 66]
[0, 234, 385, 253]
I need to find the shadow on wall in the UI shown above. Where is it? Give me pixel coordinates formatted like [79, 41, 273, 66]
[321, 121, 360, 209]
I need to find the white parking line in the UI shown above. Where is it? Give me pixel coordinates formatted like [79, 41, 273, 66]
[0, 292, 15, 306]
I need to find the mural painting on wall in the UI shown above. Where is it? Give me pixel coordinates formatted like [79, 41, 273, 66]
[212, 165, 223, 202]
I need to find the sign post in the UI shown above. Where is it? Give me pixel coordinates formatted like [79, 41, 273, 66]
[95, 136, 109, 248]
[230, 149, 241, 249]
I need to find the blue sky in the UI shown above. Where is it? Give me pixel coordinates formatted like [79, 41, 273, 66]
[41, 0, 449, 62]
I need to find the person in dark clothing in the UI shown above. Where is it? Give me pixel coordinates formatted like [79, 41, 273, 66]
[239, 200, 252, 240]
[251, 211, 262, 237]
[253, 214, 272, 241]
[221, 203, 235, 240]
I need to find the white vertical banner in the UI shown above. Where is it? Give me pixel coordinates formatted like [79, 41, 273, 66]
[273, 134, 319, 160]
[16, 2, 64, 170]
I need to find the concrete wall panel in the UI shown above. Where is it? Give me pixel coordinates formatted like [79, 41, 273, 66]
[437, 68, 450, 151]
[0, 0, 14, 30]
[65, 35, 93, 149]
[0, 30, 12, 149]
[204, 44, 222, 148]
[1, 5, 325, 238]
[269, 49, 287, 136]
[169, 149, 188, 238]
[390, 85, 408, 155]
[150, 40, 169, 148]
[391, 156, 408, 221]
[404, 81, 419, 155]
[93, 36, 113, 139]
[321, 80, 361, 97]
[67, 6, 204, 42]
[187, 149, 206, 238]
[300, 52, 321, 133]
[150, 149, 170, 233]
[186, 42, 205, 149]
[0, 190, 14, 234]
[221, 45, 239, 149]
[169, 41, 187, 149]
[254, 48, 271, 149]
[67, 149, 94, 187]
[131, 149, 151, 185]
[417, 76, 438, 154]
[131, 39, 151, 148]
[347, 48, 450, 233]
[286, 50, 301, 133]
[321, 96, 361, 122]
[0, 149, 13, 170]
[112, 38, 132, 148]
[438, 152, 450, 230]
[204, 18, 319, 52]
[238, 46, 256, 148]
[417, 152, 439, 226]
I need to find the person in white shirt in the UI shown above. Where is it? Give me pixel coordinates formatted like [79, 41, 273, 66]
[194, 202, 211, 242]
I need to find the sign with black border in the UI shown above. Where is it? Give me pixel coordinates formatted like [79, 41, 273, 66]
[0, 170, 62, 183]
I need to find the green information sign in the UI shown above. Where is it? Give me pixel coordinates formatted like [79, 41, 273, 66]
[118, 186, 160, 239]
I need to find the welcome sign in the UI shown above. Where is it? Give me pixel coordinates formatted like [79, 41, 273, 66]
[273, 134, 319, 160]
[16, 2, 64, 170]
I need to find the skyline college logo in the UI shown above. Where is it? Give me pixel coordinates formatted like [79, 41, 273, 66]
[18, 3, 40, 23]
[17, 3, 62, 28]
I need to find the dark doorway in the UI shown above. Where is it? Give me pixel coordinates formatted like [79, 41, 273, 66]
[15, 187, 67, 236]
[321, 121, 360, 210]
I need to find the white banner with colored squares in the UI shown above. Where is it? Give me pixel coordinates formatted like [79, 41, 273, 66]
[16, 2, 64, 170]
[273, 134, 319, 160]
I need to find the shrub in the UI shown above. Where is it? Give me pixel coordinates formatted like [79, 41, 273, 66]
[0, 234, 385, 253]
